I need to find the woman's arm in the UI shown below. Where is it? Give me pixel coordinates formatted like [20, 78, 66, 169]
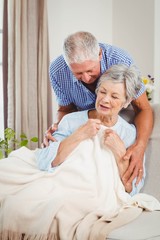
[51, 119, 101, 167]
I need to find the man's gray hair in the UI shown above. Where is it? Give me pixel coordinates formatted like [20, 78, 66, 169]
[96, 64, 142, 100]
[63, 31, 100, 65]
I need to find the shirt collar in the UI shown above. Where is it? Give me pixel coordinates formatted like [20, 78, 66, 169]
[100, 52, 108, 75]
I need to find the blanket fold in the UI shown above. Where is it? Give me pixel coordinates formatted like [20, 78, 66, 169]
[0, 127, 160, 240]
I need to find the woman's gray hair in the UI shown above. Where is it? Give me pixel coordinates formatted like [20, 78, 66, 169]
[96, 64, 142, 100]
[63, 31, 100, 65]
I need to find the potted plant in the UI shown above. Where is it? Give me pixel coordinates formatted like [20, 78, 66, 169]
[0, 128, 38, 159]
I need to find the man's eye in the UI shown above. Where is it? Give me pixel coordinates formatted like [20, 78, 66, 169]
[75, 73, 82, 77]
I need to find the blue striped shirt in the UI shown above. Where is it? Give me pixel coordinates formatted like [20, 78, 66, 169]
[49, 43, 145, 110]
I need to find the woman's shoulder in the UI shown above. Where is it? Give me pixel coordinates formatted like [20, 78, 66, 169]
[118, 115, 136, 131]
[59, 110, 89, 132]
[114, 116, 136, 148]
[62, 110, 89, 121]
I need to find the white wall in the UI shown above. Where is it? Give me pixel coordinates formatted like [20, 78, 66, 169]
[0, 0, 4, 138]
[47, 0, 112, 60]
[47, 0, 160, 121]
[113, 0, 154, 76]
[112, 0, 160, 103]
[154, 0, 160, 103]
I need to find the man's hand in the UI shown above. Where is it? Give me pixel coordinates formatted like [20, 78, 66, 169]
[42, 103, 78, 148]
[122, 142, 145, 187]
[42, 104, 78, 148]
[122, 92, 153, 189]
[42, 123, 58, 148]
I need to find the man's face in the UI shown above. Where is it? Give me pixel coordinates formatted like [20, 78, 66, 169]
[69, 60, 101, 84]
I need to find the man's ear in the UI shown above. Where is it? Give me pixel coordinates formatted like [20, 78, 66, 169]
[99, 48, 102, 61]
[123, 98, 132, 109]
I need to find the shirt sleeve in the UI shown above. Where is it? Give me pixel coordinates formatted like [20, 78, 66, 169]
[49, 57, 73, 106]
[35, 141, 61, 171]
[134, 81, 146, 99]
[35, 116, 71, 171]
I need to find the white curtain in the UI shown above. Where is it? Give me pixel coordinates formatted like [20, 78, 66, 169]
[7, 0, 52, 148]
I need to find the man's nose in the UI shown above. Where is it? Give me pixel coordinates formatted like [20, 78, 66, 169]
[81, 72, 91, 82]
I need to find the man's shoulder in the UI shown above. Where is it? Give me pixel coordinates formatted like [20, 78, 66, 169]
[50, 55, 68, 74]
[99, 42, 134, 63]
[99, 42, 128, 53]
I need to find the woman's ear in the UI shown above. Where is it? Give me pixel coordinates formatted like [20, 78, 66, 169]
[123, 98, 132, 109]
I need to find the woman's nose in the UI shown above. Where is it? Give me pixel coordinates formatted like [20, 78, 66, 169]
[102, 94, 110, 102]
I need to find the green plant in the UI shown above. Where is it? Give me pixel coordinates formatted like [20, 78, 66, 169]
[0, 128, 38, 159]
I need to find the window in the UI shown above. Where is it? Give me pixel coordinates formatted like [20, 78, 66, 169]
[0, 0, 4, 138]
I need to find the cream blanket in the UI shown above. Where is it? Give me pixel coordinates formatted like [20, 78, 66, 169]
[0, 127, 160, 240]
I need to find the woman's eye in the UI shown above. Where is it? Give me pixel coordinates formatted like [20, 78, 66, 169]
[112, 96, 118, 99]
[100, 91, 106, 94]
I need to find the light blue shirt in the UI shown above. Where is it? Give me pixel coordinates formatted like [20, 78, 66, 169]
[35, 110, 145, 196]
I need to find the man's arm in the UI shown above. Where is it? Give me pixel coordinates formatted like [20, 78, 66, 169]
[43, 103, 78, 147]
[56, 104, 78, 124]
[122, 92, 153, 186]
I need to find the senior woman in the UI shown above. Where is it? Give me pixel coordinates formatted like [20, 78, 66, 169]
[36, 63, 145, 195]
[2, 64, 158, 240]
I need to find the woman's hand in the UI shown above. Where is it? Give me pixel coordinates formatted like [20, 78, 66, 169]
[103, 129, 126, 162]
[103, 129, 132, 193]
[76, 119, 102, 141]
[51, 119, 101, 167]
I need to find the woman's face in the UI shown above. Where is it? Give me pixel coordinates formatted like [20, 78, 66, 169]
[95, 80, 127, 117]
